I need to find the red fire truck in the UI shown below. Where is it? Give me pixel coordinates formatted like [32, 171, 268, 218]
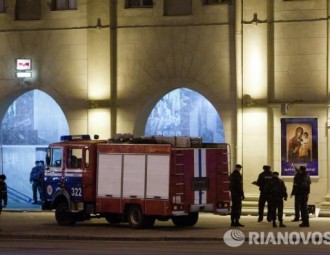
[42, 135, 231, 228]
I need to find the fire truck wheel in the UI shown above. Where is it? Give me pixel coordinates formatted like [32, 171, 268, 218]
[172, 212, 199, 227]
[128, 205, 145, 229]
[55, 201, 76, 226]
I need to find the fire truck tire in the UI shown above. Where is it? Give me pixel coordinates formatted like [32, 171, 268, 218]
[172, 212, 199, 227]
[127, 205, 145, 229]
[55, 201, 76, 226]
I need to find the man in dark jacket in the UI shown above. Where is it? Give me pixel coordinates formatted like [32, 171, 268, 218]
[264, 172, 287, 228]
[295, 166, 311, 227]
[290, 166, 300, 221]
[0, 174, 7, 214]
[254, 165, 273, 222]
[29, 161, 45, 204]
[229, 164, 245, 227]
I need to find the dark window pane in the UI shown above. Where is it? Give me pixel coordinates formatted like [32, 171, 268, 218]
[0, 0, 5, 13]
[164, 0, 192, 16]
[204, 0, 232, 4]
[15, 0, 41, 20]
[126, 0, 153, 8]
[143, 0, 153, 6]
[51, 0, 77, 11]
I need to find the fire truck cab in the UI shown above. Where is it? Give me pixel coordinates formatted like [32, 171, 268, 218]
[42, 135, 231, 229]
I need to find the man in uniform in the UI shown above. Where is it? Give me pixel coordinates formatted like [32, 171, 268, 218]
[0, 174, 7, 215]
[254, 165, 273, 222]
[265, 172, 287, 228]
[29, 161, 45, 204]
[229, 164, 245, 227]
[295, 166, 311, 227]
[290, 166, 300, 221]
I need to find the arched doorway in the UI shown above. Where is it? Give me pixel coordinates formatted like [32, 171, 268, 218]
[0, 89, 69, 209]
[145, 88, 225, 143]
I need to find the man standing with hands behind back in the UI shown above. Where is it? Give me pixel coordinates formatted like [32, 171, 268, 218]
[229, 164, 245, 227]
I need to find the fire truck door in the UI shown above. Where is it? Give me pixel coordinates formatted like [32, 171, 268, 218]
[65, 148, 83, 202]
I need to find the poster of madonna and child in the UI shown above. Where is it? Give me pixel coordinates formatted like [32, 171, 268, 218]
[281, 118, 318, 177]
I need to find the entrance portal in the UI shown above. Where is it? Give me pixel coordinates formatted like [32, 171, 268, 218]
[0, 89, 69, 209]
[145, 88, 225, 143]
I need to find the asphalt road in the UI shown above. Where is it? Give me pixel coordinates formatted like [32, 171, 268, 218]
[1, 239, 330, 255]
[1, 211, 330, 254]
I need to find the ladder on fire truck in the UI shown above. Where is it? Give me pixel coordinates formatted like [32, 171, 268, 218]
[173, 149, 185, 205]
[218, 144, 231, 212]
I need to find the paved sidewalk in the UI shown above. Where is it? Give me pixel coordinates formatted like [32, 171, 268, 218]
[0, 211, 329, 241]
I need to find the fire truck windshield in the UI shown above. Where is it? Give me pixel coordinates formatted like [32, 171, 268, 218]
[50, 148, 63, 167]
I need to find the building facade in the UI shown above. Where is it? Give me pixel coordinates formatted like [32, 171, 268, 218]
[0, 0, 330, 213]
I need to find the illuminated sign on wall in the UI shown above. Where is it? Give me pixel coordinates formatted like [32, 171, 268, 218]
[16, 58, 32, 80]
[16, 59, 32, 71]
[16, 72, 32, 78]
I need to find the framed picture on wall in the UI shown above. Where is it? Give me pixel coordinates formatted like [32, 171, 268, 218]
[281, 118, 318, 177]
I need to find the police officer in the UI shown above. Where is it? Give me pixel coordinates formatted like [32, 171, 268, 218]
[290, 166, 300, 222]
[29, 161, 44, 204]
[254, 165, 273, 222]
[0, 174, 7, 214]
[295, 166, 311, 227]
[264, 171, 287, 228]
[229, 164, 245, 227]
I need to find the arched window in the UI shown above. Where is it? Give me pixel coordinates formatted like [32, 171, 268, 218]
[1, 90, 68, 145]
[0, 89, 69, 209]
[145, 88, 225, 143]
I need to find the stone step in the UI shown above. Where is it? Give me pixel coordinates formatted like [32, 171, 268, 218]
[241, 207, 258, 216]
[243, 193, 259, 201]
[323, 195, 330, 202]
[320, 201, 330, 207]
[239, 192, 327, 217]
[319, 208, 330, 217]
[242, 201, 258, 207]
[241, 207, 295, 216]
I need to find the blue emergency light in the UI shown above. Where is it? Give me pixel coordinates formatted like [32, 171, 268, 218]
[60, 135, 91, 141]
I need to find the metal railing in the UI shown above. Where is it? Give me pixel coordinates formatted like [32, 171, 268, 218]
[7, 186, 33, 203]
